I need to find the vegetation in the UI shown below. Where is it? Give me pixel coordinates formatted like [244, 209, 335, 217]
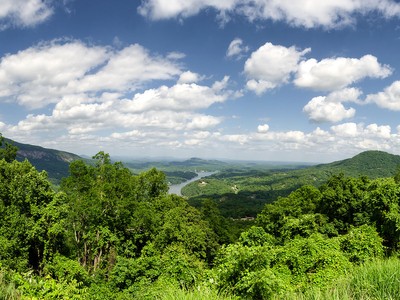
[184, 150, 400, 218]
[2, 135, 400, 299]
[2, 137, 81, 184]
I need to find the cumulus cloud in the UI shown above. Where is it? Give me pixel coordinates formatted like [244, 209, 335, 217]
[138, 0, 238, 21]
[331, 122, 391, 139]
[0, 0, 53, 29]
[303, 88, 362, 123]
[76, 44, 182, 93]
[4, 74, 232, 152]
[0, 40, 182, 108]
[226, 38, 249, 59]
[0, 38, 248, 158]
[248, 121, 397, 159]
[244, 42, 310, 94]
[303, 97, 356, 123]
[366, 81, 400, 111]
[138, 0, 400, 29]
[257, 124, 269, 133]
[178, 71, 204, 83]
[294, 55, 392, 91]
[120, 77, 232, 113]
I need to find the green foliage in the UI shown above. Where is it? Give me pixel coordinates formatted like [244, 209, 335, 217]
[340, 225, 384, 264]
[280, 256, 400, 300]
[213, 242, 290, 299]
[0, 134, 18, 163]
[278, 234, 351, 288]
[185, 151, 400, 219]
[3, 146, 400, 300]
[238, 226, 275, 247]
[200, 199, 236, 245]
[0, 159, 56, 272]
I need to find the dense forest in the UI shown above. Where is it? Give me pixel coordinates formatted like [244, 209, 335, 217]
[1, 134, 400, 299]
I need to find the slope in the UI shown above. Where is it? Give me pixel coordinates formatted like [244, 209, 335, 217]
[5, 138, 81, 183]
[183, 150, 400, 218]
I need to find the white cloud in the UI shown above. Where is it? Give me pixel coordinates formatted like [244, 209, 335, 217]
[294, 55, 392, 91]
[138, 0, 400, 29]
[366, 81, 400, 111]
[0, 40, 108, 108]
[330, 122, 360, 137]
[76, 44, 182, 93]
[303, 88, 363, 123]
[121, 77, 232, 113]
[219, 134, 249, 145]
[226, 38, 249, 59]
[0, 41, 182, 109]
[325, 87, 363, 103]
[178, 71, 203, 83]
[303, 96, 356, 123]
[244, 42, 310, 94]
[257, 124, 269, 133]
[0, 0, 53, 29]
[138, 0, 238, 20]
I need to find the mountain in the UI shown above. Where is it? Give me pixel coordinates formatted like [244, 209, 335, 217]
[313, 150, 400, 178]
[5, 138, 81, 183]
[183, 150, 400, 218]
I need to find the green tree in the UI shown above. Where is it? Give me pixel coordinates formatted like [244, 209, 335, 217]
[0, 159, 56, 272]
[0, 133, 18, 162]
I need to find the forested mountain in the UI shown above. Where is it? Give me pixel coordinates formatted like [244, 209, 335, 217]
[184, 150, 400, 218]
[315, 150, 400, 178]
[4, 138, 81, 183]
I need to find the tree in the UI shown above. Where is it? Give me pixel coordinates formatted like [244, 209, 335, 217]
[0, 159, 55, 272]
[394, 165, 400, 184]
[0, 133, 18, 162]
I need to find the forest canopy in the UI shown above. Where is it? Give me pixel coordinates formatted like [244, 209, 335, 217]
[1, 144, 400, 299]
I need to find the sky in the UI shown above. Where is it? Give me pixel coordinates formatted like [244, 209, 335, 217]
[1, 0, 400, 162]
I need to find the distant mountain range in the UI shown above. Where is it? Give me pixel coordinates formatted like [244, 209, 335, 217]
[3, 137, 400, 186]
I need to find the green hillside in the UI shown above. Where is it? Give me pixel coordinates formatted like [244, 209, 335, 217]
[183, 150, 400, 218]
[317, 150, 400, 178]
[4, 138, 81, 183]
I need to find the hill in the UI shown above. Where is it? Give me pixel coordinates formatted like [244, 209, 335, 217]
[316, 150, 400, 178]
[5, 138, 81, 183]
[183, 150, 400, 218]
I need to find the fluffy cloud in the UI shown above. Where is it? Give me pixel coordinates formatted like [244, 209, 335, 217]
[0, 41, 182, 108]
[257, 124, 269, 133]
[303, 88, 362, 123]
[294, 55, 392, 91]
[178, 71, 204, 83]
[226, 38, 249, 59]
[247, 122, 397, 159]
[5, 74, 231, 150]
[366, 81, 400, 111]
[0, 0, 53, 29]
[303, 97, 356, 123]
[244, 42, 310, 94]
[138, 0, 238, 20]
[121, 77, 231, 113]
[138, 0, 400, 29]
[330, 122, 391, 139]
[77, 44, 181, 92]
[0, 41, 108, 108]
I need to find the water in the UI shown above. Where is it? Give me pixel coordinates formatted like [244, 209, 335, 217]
[168, 171, 217, 196]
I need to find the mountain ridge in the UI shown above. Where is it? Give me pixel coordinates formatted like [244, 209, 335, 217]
[4, 138, 81, 183]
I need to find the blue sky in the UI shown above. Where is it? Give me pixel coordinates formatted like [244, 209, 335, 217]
[1, 0, 400, 162]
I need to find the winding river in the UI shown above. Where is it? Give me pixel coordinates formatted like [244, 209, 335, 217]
[168, 171, 217, 196]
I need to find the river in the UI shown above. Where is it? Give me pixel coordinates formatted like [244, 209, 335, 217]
[168, 171, 217, 196]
